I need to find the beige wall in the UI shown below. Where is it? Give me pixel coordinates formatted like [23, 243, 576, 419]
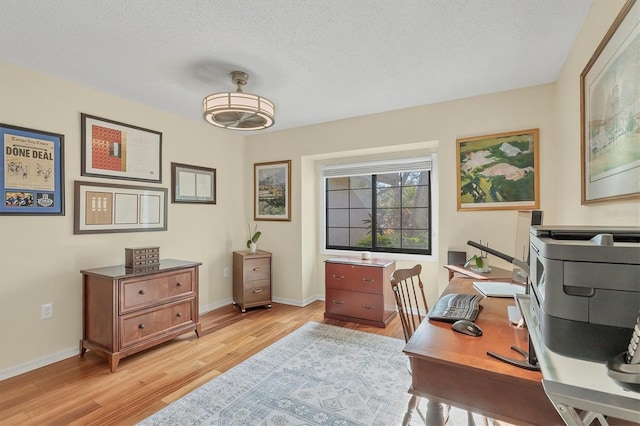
[1, 0, 637, 378]
[0, 63, 247, 375]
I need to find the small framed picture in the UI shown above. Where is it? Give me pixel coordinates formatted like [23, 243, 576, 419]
[254, 160, 291, 221]
[81, 113, 162, 183]
[171, 162, 216, 204]
[1, 123, 65, 215]
[456, 129, 540, 211]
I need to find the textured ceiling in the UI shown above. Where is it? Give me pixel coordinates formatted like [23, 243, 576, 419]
[0, 0, 594, 132]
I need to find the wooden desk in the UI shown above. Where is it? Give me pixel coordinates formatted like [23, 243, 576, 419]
[403, 278, 562, 425]
[444, 264, 514, 281]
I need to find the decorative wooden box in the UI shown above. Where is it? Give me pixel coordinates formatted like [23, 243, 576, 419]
[125, 246, 160, 267]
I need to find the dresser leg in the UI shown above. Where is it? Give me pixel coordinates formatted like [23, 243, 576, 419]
[79, 340, 87, 357]
[109, 354, 120, 373]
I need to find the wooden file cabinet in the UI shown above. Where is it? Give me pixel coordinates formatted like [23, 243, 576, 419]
[324, 258, 396, 327]
[80, 259, 201, 372]
[233, 250, 272, 313]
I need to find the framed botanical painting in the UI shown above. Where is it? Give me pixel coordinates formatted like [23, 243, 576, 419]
[457, 129, 540, 211]
[581, 0, 639, 204]
[254, 160, 291, 221]
[171, 162, 216, 204]
[74, 180, 167, 234]
[81, 113, 162, 183]
[1, 123, 65, 215]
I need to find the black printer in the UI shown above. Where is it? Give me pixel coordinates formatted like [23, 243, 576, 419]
[529, 225, 640, 362]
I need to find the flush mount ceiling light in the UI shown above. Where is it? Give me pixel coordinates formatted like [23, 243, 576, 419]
[203, 71, 275, 131]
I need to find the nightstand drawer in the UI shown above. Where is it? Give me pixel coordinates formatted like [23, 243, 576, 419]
[243, 257, 271, 281]
[243, 279, 271, 304]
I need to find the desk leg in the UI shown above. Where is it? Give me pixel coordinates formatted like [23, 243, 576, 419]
[402, 395, 420, 426]
[425, 400, 447, 426]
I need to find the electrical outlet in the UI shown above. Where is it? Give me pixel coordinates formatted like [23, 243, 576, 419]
[41, 303, 54, 320]
[223, 267, 230, 278]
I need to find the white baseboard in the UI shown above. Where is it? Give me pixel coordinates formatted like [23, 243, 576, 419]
[0, 347, 78, 381]
[272, 294, 324, 307]
[0, 295, 325, 381]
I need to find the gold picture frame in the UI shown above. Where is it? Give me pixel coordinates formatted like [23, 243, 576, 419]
[457, 129, 540, 211]
[580, 0, 640, 204]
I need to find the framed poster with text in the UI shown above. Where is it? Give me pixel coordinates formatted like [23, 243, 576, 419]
[1, 123, 65, 215]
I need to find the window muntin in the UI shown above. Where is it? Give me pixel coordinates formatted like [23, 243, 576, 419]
[326, 170, 432, 255]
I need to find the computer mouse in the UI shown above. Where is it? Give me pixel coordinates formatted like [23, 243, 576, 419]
[452, 320, 483, 337]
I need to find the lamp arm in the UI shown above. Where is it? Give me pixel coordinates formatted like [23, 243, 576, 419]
[466, 240, 529, 278]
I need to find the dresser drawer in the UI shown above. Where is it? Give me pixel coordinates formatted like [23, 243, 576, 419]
[325, 288, 384, 321]
[325, 262, 384, 294]
[120, 269, 193, 313]
[120, 299, 194, 349]
[243, 257, 271, 281]
[243, 279, 271, 304]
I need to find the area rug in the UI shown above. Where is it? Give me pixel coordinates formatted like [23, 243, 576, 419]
[139, 321, 416, 425]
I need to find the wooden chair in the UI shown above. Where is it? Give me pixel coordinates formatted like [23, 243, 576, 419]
[391, 265, 482, 426]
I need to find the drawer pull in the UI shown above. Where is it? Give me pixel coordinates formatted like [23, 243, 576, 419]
[176, 282, 182, 287]
[332, 299, 344, 305]
[362, 304, 375, 310]
[332, 274, 345, 280]
[176, 312, 182, 317]
[253, 288, 263, 293]
[138, 324, 145, 329]
[252, 267, 262, 271]
[138, 289, 145, 295]
[362, 278, 375, 283]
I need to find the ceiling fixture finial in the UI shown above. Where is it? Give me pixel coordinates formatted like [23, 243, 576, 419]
[203, 70, 275, 131]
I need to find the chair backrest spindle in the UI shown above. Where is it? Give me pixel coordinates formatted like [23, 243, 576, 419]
[390, 264, 429, 343]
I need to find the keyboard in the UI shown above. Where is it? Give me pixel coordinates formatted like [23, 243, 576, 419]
[428, 293, 482, 323]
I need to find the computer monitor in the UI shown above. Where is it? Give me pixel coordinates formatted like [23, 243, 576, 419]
[512, 210, 543, 284]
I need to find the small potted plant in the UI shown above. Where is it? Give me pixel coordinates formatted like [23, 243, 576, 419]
[464, 242, 490, 272]
[247, 224, 261, 253]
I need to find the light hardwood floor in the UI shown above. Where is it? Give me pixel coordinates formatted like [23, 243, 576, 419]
[0, 301, 404, 425]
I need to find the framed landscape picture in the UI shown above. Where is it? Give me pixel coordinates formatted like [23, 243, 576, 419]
[457, 129, 540, 211]
[254, 160, 291, 221]
[580, 0, 640, 204]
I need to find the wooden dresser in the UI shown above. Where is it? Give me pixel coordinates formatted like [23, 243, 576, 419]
[324, 257, 396, 327]
[233, 250, 272, 313]
[80, 259, 201, 372]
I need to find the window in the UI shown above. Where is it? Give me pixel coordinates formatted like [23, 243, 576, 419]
[324, 157, 433, 255]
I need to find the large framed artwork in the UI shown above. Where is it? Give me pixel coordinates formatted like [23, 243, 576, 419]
[81, 113, 162, 183]
[1, 123, 65, 215]
[171, 162, 216, 204]
[457, 129, 540, 211]
[74, 180, 167, 234]
[581, 0, 640, 204]
[254, 160, 291, 221]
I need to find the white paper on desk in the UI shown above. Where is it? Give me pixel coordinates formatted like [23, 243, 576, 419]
[473, 281, 525, 297]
